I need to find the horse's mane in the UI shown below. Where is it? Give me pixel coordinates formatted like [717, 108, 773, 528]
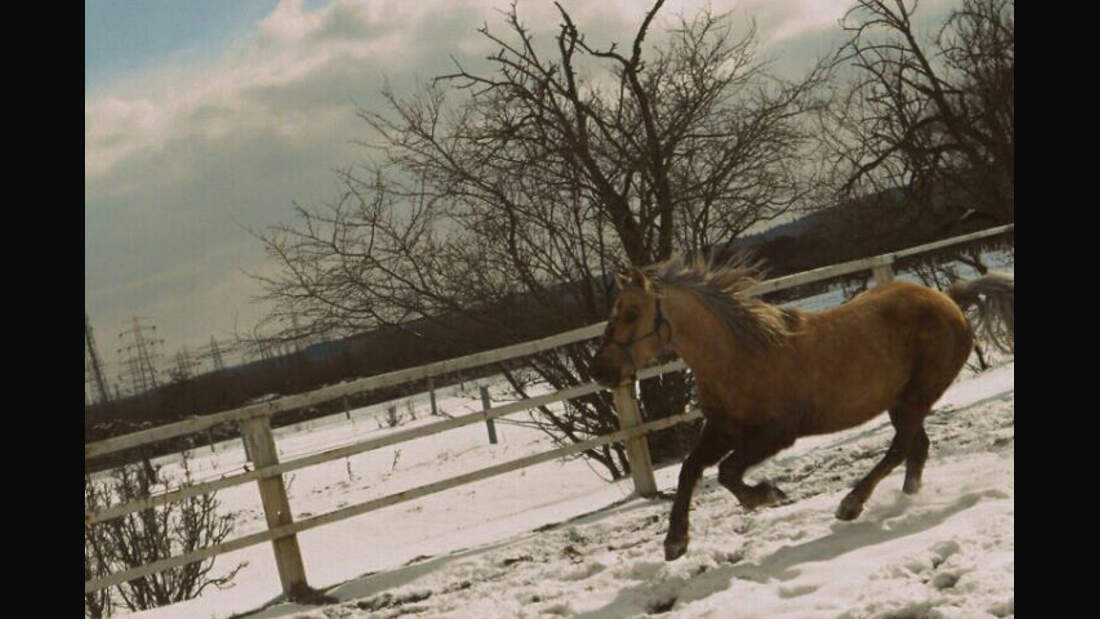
[646, 254, 798, 353]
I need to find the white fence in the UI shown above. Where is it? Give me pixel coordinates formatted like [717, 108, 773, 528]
[84, 224, 1013, 597]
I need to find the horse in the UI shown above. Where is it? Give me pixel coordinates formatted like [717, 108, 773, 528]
[589, 255, 1014, 561]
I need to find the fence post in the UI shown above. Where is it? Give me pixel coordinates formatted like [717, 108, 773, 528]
[479, 385, 498, 444]
[429, 377, 438, 416]
[612, 381, 657, 498]
[240, 416, 312, 600]
[870, 255, 896, 286]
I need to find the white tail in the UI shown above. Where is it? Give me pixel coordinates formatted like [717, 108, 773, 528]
[946, 273, 1014, 354]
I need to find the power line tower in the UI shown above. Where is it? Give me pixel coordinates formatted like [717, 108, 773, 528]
[209, 336, 226, 371]
[117, 316, 165, 396]
[197, 335, 237, 372]
[170, 345, 199, 382]
[85, 311, 111, 405]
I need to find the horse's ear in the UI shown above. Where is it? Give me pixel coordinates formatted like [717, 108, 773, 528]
[614, 271, 630, 291]
[631, 267, 652, 292]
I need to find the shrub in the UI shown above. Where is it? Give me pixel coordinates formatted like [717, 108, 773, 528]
[84, 450, 246, 617]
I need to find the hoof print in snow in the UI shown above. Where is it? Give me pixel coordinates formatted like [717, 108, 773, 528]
[778, 583, 820, 599]
[931, 571, 959, 590]
[712, 549, 743, 565]
[607, 538, 646, 552]
[930, 541, 960, 568]
[562, 561, 605, 581]
[562, 544, 585, 563]
[442, 580, 472, 594]
[646, 595, 677, 614]
[540, 602, 574, 615]
[619, 560, 665, 581]
[355, 590, 432, 613]
[499, 554, 534, 567]
[565, 527, 589, 544]
[987, 598, 1014, 617]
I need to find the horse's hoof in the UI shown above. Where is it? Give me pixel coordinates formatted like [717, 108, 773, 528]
[664, 537, 689, 561]
[835, 496, 863, 521]
[903, 479, 922, 495]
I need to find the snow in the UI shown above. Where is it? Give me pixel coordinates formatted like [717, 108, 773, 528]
[120, 360, 1013, 619]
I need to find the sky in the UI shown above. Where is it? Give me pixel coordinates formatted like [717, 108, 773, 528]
[85, 0, 939, 390]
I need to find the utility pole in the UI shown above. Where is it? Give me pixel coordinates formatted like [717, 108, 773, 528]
[117, 316, 164, 396]
[85, 311, 111, 405]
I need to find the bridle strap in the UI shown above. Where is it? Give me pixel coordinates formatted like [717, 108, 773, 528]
[608, 300, 670, 383]
[606, 299, 670, 351]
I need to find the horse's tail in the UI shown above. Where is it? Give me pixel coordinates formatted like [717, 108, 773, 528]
[946, 272, 1014, 354]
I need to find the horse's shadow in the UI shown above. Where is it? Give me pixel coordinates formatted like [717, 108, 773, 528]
[730, 489, 1000, 583]
[572, 488, 1006, 619]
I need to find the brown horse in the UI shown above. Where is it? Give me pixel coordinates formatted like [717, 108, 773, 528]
[590, 255, 1014, 561]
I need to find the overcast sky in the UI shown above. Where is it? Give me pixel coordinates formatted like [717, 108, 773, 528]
[85, 0, 948, 383]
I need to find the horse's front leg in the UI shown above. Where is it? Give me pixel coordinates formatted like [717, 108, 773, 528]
[665, 421, 732, 561]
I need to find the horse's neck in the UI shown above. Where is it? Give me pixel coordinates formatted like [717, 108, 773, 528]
[663, 288, 748, 390]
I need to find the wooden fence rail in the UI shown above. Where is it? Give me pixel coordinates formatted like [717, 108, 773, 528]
[84, 224, 1013, 597]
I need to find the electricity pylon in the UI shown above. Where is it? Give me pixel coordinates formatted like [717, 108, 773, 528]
[117, 316, 164, 396]
[85, 311, 111, 405]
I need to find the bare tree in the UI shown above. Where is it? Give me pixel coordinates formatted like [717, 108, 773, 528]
[253, 0, 829, 476]
[819, 0, 1013, 231]
[84, 452, 246, 616]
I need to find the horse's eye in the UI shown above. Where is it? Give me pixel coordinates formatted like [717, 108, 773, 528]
[622, 308, 639, 323]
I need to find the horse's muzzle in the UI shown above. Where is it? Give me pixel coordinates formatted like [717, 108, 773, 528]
[589, 353, 623, 388]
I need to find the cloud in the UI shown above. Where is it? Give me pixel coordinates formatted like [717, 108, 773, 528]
[85, 0, 857, 373]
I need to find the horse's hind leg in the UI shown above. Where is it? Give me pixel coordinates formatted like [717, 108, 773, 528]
[665, 421, 733, 561]
[903, 427, 930, 494]
[717, 424, 795, 510]
[836, 409, 924, 520]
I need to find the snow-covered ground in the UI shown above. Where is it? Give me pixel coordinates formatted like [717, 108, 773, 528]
[119, 357, 1012, 619]
[109, 258, 1013, 619]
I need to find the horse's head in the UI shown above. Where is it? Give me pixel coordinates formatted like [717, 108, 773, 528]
[590, 267, 671, 387]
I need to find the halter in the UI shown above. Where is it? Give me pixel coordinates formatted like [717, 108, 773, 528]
[603, 298, 671, 354]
